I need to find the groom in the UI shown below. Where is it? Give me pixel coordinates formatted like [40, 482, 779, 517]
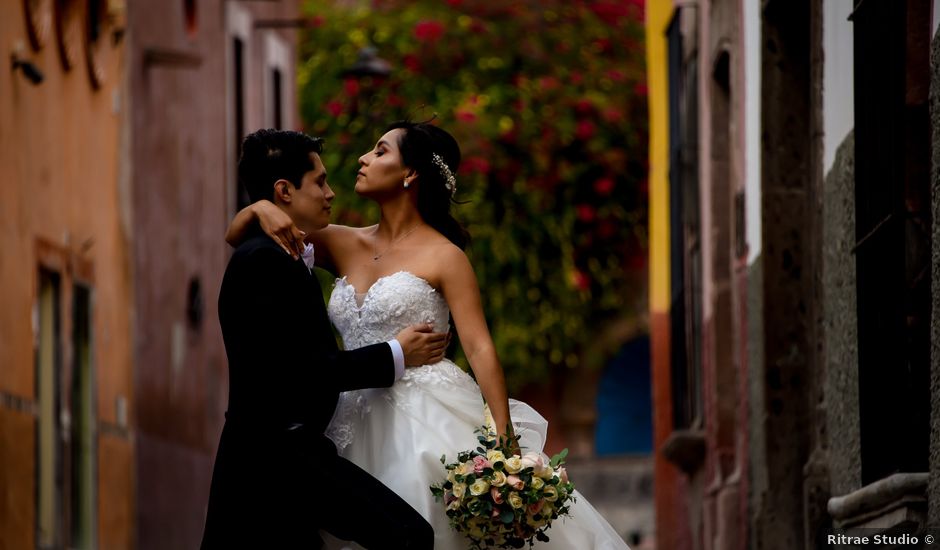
[201, 129, 442, 549]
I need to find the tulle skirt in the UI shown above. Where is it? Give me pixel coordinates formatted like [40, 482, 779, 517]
[321, 360, 629, 550]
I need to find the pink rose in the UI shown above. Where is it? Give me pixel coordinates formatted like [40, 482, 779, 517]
[491, 487, 504, 504]
[506, 475, 525, 491]
[520, 452, 544, 470]
[527, 500, 544, 515]
[473, 455, 491, 474]
[558, 467, 569, 484]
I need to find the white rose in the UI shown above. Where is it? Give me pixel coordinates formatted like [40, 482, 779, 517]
[542, 485, 558, 502]
[530, 477, 545, 490]
[506, 456, 522, 474]
[490, 471, 508, 487]
[456, 461, 475, 476]
[487, 450, 507, 464]
[470, 479, 491, 496]
[452, 482, 467, 499]
[537, 465, 554, 480]
[508, 491, 524, 509]
[504, 456, 523, 474]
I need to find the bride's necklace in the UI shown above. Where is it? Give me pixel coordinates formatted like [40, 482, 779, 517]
[372, 223, 423, 261]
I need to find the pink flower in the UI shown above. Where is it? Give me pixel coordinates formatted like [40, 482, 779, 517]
[473, 455, 492, 474]
[402, 54, 421, 73]
[576, 204, 596, 222]
[325, 100, 344, 117]
[456, 110, 478, 123]
[538, 76, 560, 91]
[528, 500, 544, 515]
[491, 506, 502, 518]
[593, 38, 612, 53]
[594, 177, 615, 195]
[506, 475, 525, 490]
[603, 108, 625, 123]
[491, 487, 504, 504]
[571, 270, 590, 291]
[343, 78, 360, 96]
[414, 20, 445, 43]
[598, 221, 617, 239]
[606, 69, 625, 82]
[558, 467, 569, 484]
[576, 120, 596, 140]
[520, 452, 544, 470]
[459, 157, 491, 175]
[575, 98, 594, 115]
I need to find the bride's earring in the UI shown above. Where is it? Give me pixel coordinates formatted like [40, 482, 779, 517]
[403, 179, 410, 189]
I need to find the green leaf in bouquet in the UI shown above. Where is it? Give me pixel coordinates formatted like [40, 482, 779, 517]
[500, 509, 515, 524]
[492, 461, 505, 471]
[536, 530, 550, 543]
[549, 448, 569, 468]
[440, 454, 447, 465]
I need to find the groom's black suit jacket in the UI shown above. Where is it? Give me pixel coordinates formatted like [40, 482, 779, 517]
[201, 233, 420, 549]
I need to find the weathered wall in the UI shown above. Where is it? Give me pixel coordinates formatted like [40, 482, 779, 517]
[929, 27, 940, 529]
[127, 1, 300, 548]
[0, 2, 133, 548]
[822, 131, 861, 498]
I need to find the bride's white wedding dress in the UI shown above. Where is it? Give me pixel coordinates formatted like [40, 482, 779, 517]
[321, 271, 629, 550]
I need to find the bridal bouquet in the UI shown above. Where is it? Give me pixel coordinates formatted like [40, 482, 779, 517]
[429, 426, 575, 549]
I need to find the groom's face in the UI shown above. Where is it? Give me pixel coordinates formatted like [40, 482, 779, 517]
[285, 152, 335, 232]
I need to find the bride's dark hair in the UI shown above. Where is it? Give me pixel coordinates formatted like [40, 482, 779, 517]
[386, 120, 470, 250]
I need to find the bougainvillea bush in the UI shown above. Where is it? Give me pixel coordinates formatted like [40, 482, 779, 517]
[299, 0, 648, 389]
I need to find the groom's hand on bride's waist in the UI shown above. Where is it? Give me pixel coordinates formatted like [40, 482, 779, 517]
[396, 323, 451, 367]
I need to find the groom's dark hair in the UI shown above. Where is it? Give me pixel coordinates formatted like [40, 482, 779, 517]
[238, 129, 324, 203]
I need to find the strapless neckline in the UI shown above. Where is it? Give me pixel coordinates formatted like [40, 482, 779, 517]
[335, 271, 436, 310]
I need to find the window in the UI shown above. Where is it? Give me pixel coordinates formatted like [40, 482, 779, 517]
[70, 285, 96, 549]
[852, 0, 930, 484]
[271, 67, 283, 129]
[184, 0, 197, 35]
[667, 10, 703, 430]
[36, 270, 62, 549]
[234, 37, 249, 212]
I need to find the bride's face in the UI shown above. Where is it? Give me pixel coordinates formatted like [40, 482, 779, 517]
[356, 129, 411, 197]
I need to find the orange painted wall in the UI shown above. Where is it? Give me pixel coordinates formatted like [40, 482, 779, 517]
[0, 2, 134, 547]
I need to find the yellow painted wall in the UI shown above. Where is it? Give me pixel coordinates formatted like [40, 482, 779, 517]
[647, 0, 672, 314]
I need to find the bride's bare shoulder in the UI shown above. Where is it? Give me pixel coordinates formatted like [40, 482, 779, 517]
[319, 224, 375, 244]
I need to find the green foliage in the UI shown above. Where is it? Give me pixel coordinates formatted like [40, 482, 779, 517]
[299, 0, 648, 389]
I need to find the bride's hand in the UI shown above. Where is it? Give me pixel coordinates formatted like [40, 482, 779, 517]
[254, 200, 306, 259]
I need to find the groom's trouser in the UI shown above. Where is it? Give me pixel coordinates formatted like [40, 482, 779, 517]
[316, 453, 434, 550]
[201, 420, 433, 550]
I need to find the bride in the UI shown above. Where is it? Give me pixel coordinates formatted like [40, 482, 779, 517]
[227, 121, 629, 550]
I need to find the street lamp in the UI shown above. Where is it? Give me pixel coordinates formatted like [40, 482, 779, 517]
[340, 46, 391, 79]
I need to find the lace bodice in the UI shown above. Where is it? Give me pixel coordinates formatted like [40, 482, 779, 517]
[328, 271, 451, 349]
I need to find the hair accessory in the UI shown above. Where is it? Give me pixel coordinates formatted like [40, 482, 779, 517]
[431, 153, 457, 197]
